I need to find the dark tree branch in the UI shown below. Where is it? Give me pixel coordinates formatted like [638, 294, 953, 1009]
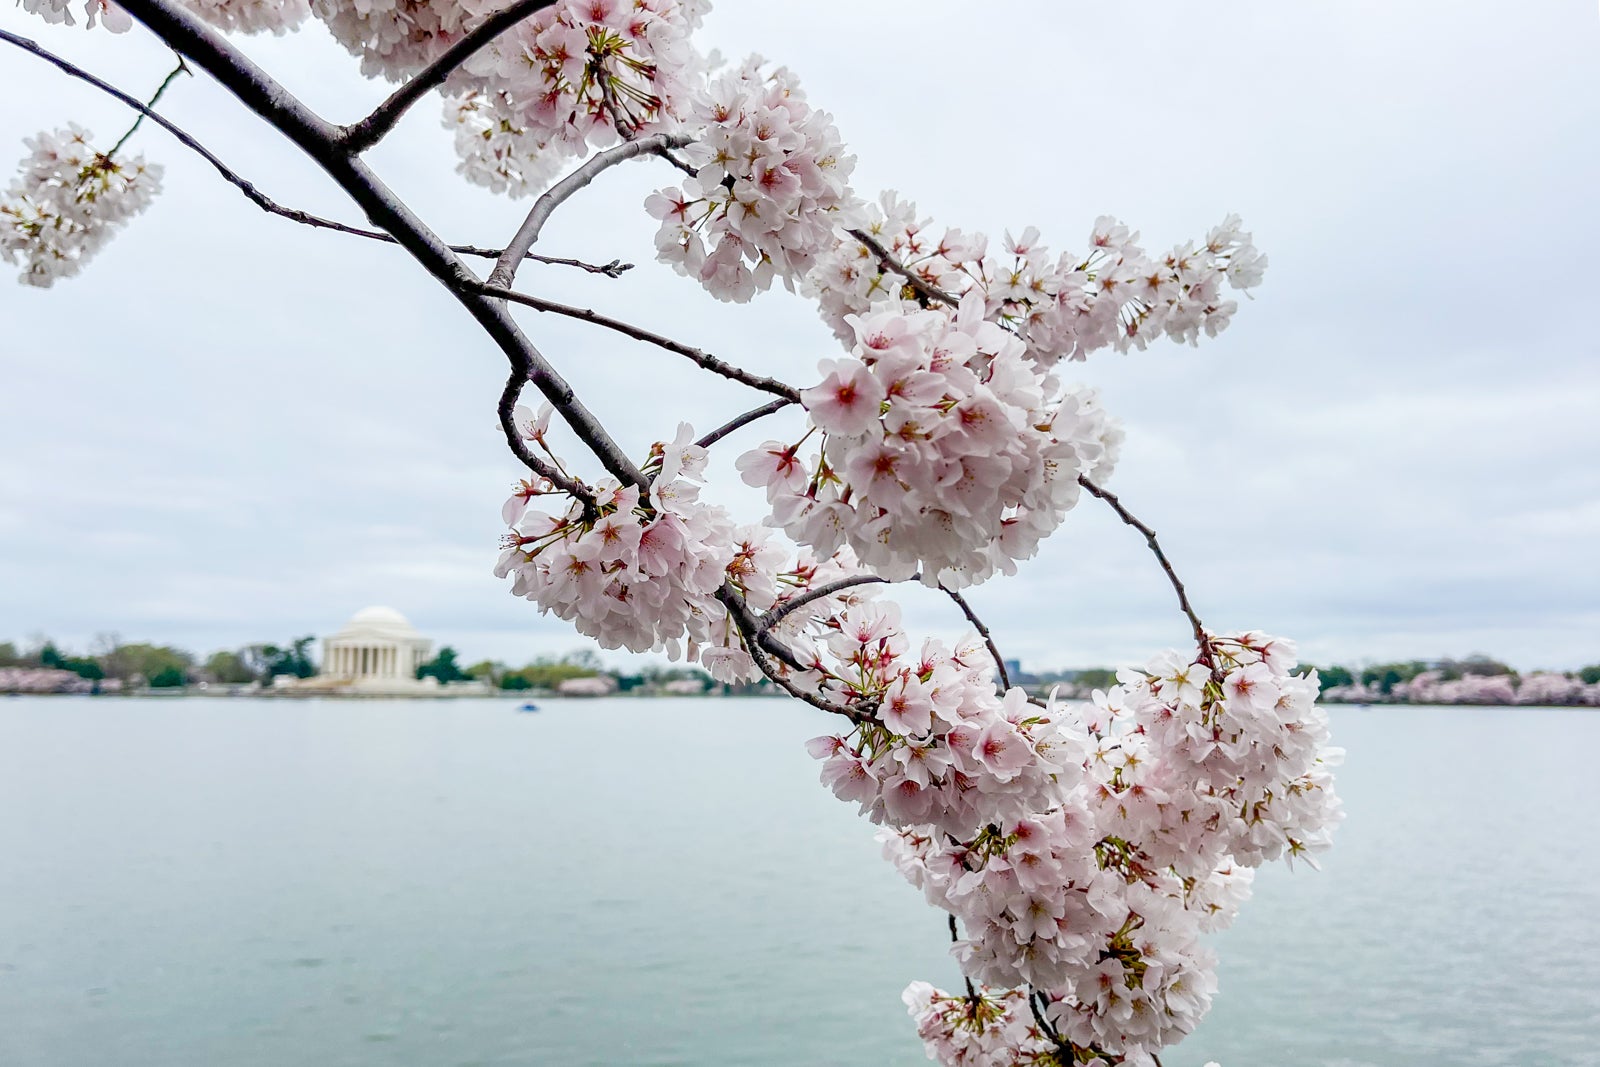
[487, 131, 693, 288]
[1079, 476, 1213, 658]
[716, 586, 868, 724]
[338, 0, 563, 153]
[0, 29, 627, 276]
[939, 584, 1012, 689]
[113, 0, 649, 494]
[694, 398, 796, 450]
[471, 282, 801, 400]
[760, 573, 891, 631]
[596, 72, 639, 142]
[847, 227, 959, 308]
[656, 144, 699, 178]
[497, 372, 597, 509]
[1027, 987, 1067, 1051]
[947, 914, 979, 1004]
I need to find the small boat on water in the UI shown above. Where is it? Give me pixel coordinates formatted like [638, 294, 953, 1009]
[517, 702, 540, 713]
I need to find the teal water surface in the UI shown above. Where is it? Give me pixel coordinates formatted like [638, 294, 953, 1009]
[0, 698, 1595, 1066]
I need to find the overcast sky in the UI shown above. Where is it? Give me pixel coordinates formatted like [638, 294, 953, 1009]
[1, 0, 1596, 673]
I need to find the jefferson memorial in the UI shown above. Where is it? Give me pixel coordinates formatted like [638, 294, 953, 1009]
[276, 607, 489, 696]
[322, 606, 433, 684]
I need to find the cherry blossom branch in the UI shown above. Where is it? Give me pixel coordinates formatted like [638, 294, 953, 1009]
[55, 3, 852, 734]
[948, 914, 979, 1003]
[1078, 476, 1213, 656]
[113, 0, 649, 495]
[487, 132, 693, 288]
[0, 29, 627, 277]
[1026, 988, 1067, 1053]
[654, 143, 699, 178]
[498, 372, 597, 509]
[469, 283, 801, 400]
[759, 573, 892, 631]
[694, 398, 796, 450]
[596, 73, 639, 142]
[938, 584, 1012, 689]
[338, 0, 562, 153]
[847, 227, 959, 307]
[715, 586, 869, 724]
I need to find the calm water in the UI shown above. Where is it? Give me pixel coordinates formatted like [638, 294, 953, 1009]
[0, 697, 1595, 1067]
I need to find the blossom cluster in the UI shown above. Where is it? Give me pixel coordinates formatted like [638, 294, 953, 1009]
[803, 600, 1085, 839]
[443, 90, 568, 198]
[496, 414, 744, 656]
[902, 982, 1056, 1067]
[18, 0, 129, 30]
[1, 125, 162, 287]
[739, 295, 1122, 588]
[645, 58, 859, 302]
[1095, 632, 1343, 871]
[885, 822, 1234, 1059]
[184, 0, 308, 35]
[22, 0, 307, 33]
[493, 409, 883, 685]
[804, 192, 1265, 365]
[441, 0, 710, 181]
[862, 631, 1339, 1064]
[308, 0, 485, 80]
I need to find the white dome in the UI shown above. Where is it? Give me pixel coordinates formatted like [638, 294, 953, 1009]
[351, 606, 411, 628]
[331, 606, 426, 642]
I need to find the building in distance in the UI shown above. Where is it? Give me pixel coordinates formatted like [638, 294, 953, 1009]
[276, 606, 491, 696]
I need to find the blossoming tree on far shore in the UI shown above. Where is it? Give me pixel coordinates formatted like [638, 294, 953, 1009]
[1, 2, 1343, 1062]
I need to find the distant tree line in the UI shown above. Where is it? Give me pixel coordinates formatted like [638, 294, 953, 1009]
[1297, 655, 1557, 696]
[1, 635, 720, 695]
[48, 635, 1586, 702]
[0, 635, 316, 689]
[422, 647, 713, 694]
[1025, 656, 1600, 699]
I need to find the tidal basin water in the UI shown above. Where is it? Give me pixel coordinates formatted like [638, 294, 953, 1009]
[0, 697, 1596, 1067]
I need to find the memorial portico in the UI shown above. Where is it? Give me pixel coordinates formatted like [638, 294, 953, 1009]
[321, 606, 432, 683]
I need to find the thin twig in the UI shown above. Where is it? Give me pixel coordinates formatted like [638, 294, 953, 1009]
[471, 283, 801, 400]
[847, 227, 959, 308]
[939, 584, 1012, 689]
[761, 574, 891, 631]
[694, 398, 796, 450]
[338, 0, 562, 153]
[498, 372, 597, 510]
[487, 132, 692, 288]
[108, 57, 188, 157]
[1079, 476, 1213, 658]
[0, 29, 626, 276]
[656, 144, 699, 178]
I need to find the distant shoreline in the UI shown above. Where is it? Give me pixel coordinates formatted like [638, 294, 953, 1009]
[0, 689, 774, 700]
[3, 691, 1594, 711]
